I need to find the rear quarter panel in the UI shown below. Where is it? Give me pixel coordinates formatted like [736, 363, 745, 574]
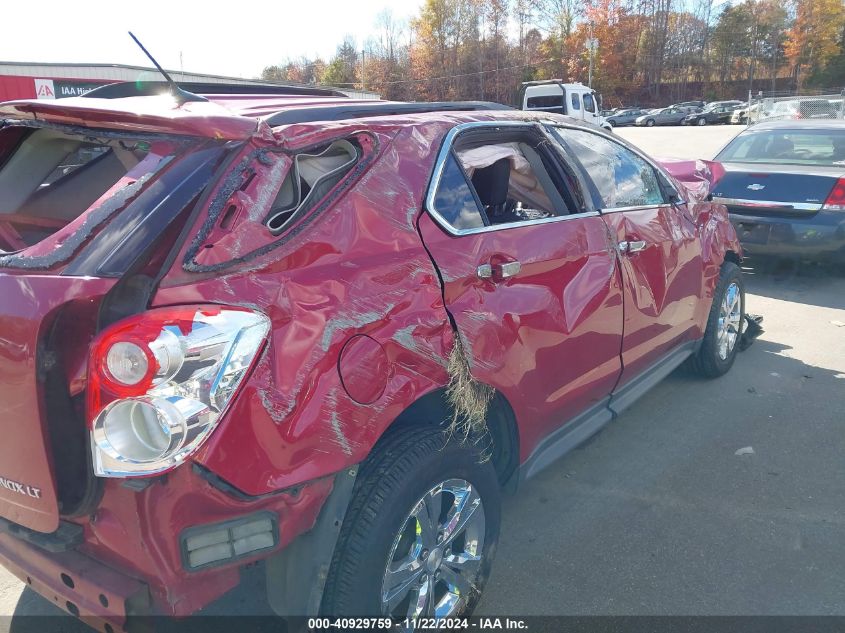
[153, 120, 458, 496]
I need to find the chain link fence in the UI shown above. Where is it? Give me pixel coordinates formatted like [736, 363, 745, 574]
[736, 90, 845, 126]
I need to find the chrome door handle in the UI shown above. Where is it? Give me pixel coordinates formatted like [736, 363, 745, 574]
[477, 261, 521, 280]
[618, 240, 647, 254]
[477, 264, 493, 279]
[498, 261, 522, 278]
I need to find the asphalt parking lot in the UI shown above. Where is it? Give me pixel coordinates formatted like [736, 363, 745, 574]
[3, 124, 845, 628]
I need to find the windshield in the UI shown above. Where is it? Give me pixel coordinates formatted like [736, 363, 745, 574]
[715, 128, 845, 166]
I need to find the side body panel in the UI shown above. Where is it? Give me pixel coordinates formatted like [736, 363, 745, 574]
[601, 204, 704, 387]
[417, 121, 625, 460]
[60, 120, 462, 616]
[154, 121, 457, 496]
[0, 275, 114, 532]
[418, 213, 624, 459]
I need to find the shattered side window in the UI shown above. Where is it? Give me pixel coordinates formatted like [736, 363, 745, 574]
[0, 126, 179, 254]
[265, 139, 360, 234]
[431, 152, 486, 231]
[185, 132, 376, 272]
[553, 127, 664, 209]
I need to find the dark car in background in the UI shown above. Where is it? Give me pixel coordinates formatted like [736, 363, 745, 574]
[606, 108, 651, 127]
[712, 120, 845, 263]
[685, 102, 744, 126]
[673, 100, 706, 109]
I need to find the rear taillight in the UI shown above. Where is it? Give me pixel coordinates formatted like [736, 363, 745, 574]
[88, 306, 270, 477]
[823, 178, 845, 211]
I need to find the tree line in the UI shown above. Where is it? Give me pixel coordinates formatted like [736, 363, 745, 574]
[261, 0, 845, 107]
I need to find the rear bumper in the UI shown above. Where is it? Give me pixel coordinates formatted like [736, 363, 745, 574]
[0, 531, 150, 632]
[0, 464, 338, 624]
[729, 210, 845, 262]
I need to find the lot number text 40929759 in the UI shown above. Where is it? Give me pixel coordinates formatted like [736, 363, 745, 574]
[307, 617, 529, 630]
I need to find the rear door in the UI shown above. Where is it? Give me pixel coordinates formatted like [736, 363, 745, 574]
[418, 121, 623, 457]
[549, 126, 704, 393]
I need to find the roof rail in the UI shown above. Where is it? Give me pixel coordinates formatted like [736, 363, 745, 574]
[265, 101, 512, 126]
[82, 81, 348, 100]
[519, 79, 585, 87]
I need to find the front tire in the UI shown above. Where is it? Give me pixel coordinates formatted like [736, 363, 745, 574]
[646, 119, 655, 127]
[688, 262, 745, 378]
[697, 118, 707, 126]
[321, 426, 501, 619]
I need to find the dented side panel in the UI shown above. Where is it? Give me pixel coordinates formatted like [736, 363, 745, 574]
[601, 204, 705, 388]
[0, 274, 115, 532]
[692, 199, 744, 324]
[153, 121, 455, 495]
[73, 465, 334, 616]
[417, 211, 625, 461]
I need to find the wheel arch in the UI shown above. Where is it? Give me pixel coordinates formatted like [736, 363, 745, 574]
[382, 386, 520, 488]
[724, 249, 742, 266]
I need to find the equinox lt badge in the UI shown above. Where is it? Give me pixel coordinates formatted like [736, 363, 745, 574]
[0, 476, 41, 499]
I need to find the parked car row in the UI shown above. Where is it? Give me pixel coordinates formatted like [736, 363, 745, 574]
[731, 98, 845, 125]
[604, 100, 746, 127]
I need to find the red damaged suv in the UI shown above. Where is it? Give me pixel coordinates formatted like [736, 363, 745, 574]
[0, 82, 744, 629]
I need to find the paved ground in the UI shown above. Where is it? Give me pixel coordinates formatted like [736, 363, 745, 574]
[615, 124, 742, 159]
[3, 123, 845, 628]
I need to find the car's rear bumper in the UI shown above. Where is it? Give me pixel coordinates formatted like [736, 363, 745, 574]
[0, 464, 338, 625]
[0, 531, 150, 632]
[730, 210, 845, 262]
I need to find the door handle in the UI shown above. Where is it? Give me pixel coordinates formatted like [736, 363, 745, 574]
[618, 240, 647, 254]
[477, 261, 522, 280]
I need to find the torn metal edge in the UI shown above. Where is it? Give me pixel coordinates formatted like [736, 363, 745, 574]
[181, 131, 381, 274]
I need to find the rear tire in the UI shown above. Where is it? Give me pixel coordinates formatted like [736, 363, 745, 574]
[321, 426, 501, 618]
[697, 118, 707, 126]
[688, 262, 745, 378]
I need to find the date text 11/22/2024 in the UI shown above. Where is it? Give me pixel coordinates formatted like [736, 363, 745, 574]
[307, 618, 529, 630]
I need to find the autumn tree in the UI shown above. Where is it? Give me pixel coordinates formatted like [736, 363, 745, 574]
[785, 0, 845, 88]
[321, 37, 360, 88]
[258, 0, 845, 106]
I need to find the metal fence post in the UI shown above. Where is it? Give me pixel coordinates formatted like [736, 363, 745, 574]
[747, 90, 752, 127]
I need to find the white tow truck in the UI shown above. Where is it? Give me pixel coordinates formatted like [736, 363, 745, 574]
[518, 80, 612, 132]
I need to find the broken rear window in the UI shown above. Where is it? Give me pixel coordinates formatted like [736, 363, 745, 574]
[0, 126, 180, 254]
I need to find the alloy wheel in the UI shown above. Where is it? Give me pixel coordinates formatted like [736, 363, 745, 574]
[717, 282, 742, 360]
[381, 479, 485, 619]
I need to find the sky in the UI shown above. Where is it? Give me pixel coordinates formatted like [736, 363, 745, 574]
[0, 0, 423, 79]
